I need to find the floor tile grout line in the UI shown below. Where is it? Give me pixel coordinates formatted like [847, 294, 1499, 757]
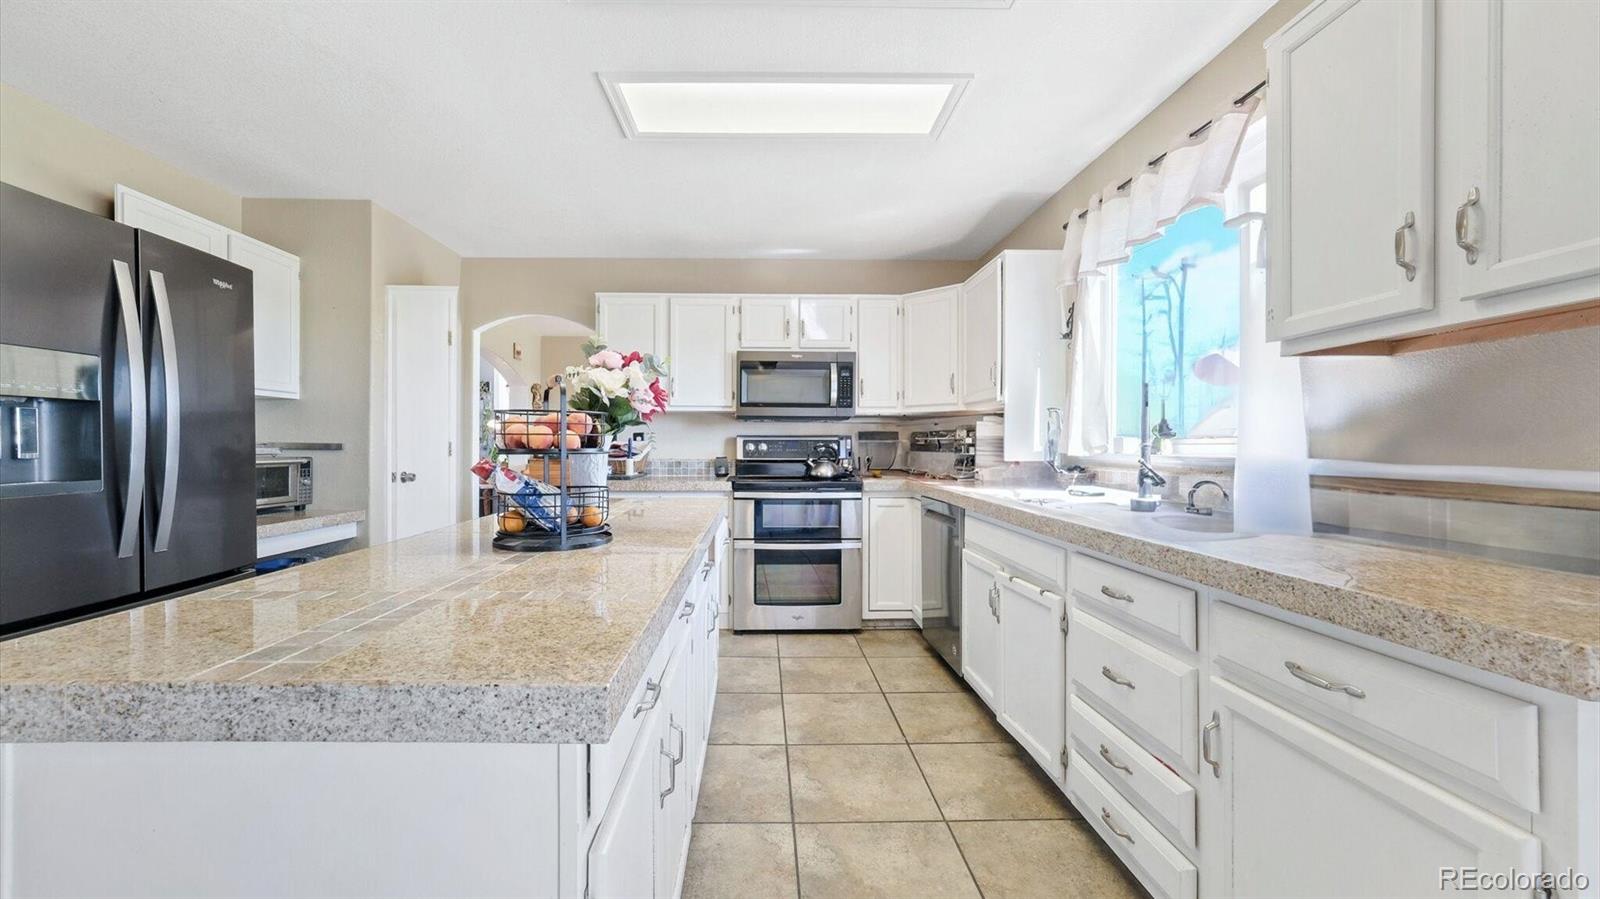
[780, 668, 803, 899]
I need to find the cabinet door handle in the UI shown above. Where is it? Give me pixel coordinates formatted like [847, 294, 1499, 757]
[669, 718, 685, 764]
[949, 373, 956, 395]
[1455, 187, 1480, 264]
[1394, 211, 1417, 282]
[1101, 666, 1135, 689]
[679, 600, 696, 620]
[1284, 660, 1366, 698]
[633, 677, 662, 718]
[658, 736, 678, 806]
[1100, 808, 1134, 843]
[1202, 712, 1221, 778]
[1098, 744, 1133, 775]
[800, 319, 806, 339]
[1099, 585, 1134, 603]
[785, 317, 791, 339]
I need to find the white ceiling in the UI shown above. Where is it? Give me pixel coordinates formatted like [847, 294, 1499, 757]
[0, 0, 1272, 260]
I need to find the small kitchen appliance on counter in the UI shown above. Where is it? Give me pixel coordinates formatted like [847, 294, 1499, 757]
[906, 429, 976, 480]
[856, 430, 900, 475]
[256, 455, 312, 512]
[731, 435, 862, 631]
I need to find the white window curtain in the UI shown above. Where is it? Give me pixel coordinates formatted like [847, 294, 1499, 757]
[1059, 94, 1261, 456]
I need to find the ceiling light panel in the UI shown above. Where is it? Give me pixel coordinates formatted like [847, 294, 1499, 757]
[600, 73, 971, 138]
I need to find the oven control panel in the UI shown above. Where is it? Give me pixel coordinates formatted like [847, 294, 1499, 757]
[736, 436, 852, 461]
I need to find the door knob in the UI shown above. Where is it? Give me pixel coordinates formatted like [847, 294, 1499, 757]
[400, 471, 417, 483]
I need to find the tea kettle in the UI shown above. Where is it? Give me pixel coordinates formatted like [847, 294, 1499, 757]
[804, 456, 842, 480]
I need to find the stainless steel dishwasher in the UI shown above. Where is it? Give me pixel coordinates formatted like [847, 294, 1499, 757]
[918, 497, 964, 672]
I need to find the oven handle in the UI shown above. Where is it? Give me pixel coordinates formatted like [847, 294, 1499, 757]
[734, 541, 862, 552]
[734, 492, 863, 501]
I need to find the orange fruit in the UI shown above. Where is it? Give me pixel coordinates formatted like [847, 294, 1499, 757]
[501, 421, 529, 449]
[498, 509, 526, 534]
[580, 506, 603, 528]
[526, 424, 555, 451]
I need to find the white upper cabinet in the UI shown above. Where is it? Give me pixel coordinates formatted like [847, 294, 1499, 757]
[960, 257, 1002, 408]
[595, 294, 667, 361]
[115, 186, 302, 399]
[1265, 0, 1436, 342]
[1269, 0, 1600, 354]
[1448, 0, 1600, 304]
[796, 296, 856, 349]
[227, 234, 301, 399]
[114, 184, 230, 258]
[667, 297, 736, 410]
[738, 296, 796, 348]
[901, 285, 961, 412]
[854, 296, 902, 413]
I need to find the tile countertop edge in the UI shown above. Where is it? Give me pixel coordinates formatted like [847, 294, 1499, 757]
[0, 507, 725, 744]
[916, 483, 1600, 701]
[255, 509, 367, 538]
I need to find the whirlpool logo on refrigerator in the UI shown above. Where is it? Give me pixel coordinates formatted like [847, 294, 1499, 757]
[211, 278, 233, 290]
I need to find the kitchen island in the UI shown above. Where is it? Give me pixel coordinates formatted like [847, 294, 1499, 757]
[1, 496, 730, 898]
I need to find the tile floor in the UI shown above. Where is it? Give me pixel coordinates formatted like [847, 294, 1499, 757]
[684, 628, 1148, 899]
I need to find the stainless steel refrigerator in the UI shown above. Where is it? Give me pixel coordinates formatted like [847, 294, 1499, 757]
[0, 184, 256, 635]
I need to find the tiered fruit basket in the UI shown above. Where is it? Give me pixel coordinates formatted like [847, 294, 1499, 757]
[488, 379, 613, 552]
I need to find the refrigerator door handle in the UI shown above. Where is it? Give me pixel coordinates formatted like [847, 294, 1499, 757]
[150, 270, 180, 553]
[113, 260, 146, 559]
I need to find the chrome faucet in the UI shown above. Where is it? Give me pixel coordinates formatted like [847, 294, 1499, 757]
[1044, 407, 1063, 474]
[1131, 383, 1163, 512]
[1185, 480, 1230, 516]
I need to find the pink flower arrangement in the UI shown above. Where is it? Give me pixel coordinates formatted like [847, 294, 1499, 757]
[561, 338, 671, 435]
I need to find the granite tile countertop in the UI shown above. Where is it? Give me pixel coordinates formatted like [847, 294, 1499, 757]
[1, 497, 726, 743]
[608, 476, 731, 493]
[256, 508, 367, 537]
[911, 480, 1600, 700]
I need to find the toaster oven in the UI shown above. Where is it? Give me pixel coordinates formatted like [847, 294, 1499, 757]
[256, 456, 312, 512]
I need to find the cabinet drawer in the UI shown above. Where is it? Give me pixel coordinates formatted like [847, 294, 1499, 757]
[1066, 750, 1197, 899]
[965, 515, 1067, 593]
[591, 603, 691, 821]
[1211, 601, 1540, 812]
[1069, 611, 1199, 772]
[1070, 554, 1196, 650]
[1069, 696, 1195, 848]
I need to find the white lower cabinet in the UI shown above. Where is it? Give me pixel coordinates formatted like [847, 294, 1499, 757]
[959, 548, 1004, 708]
[1067, 751, 1198, 899]
[1205, 677, 1541, 899]
[996, 573, 1064, 780]
[865, 496, 920, 618]
[588, 540, 721, 899]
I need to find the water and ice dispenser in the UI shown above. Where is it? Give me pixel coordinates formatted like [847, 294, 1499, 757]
[0, 343, 103, 497]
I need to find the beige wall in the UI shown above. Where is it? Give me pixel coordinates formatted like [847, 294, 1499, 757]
[481, 319, 550, 395]
[243, 200, 374, 533]
[540, 336, 590, 380]
[0, 84, 241, 228]
[978, 1, 1310, 258]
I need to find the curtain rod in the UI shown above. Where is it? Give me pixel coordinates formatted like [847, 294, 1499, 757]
[1062, 78, 1266, 230]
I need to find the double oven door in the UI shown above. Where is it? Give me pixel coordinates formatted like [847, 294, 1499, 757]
[732, 492, 862, 631]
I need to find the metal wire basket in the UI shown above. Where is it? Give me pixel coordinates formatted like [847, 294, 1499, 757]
[487, 377, 614, 552]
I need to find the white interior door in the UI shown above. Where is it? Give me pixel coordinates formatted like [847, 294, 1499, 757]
[389, 286, 458, 542]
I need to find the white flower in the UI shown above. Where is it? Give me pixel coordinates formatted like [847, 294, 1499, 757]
[625, 361, 650, 391]
[586, 367, 630, 399]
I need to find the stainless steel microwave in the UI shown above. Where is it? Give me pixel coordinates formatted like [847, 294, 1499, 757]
[735, 351, 855, 420]
[255, 456, 312, 512]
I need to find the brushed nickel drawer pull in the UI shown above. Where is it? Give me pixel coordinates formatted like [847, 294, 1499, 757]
[1455, 187, 1480, 264]
[1101, 666, 1135, 689]
[1202, 712, 1221, 778]
[679, 601, 696, 620]
[1394, 211, 1417, 282]
[1099, 744, 1132, 775]
[1284, 660, 1365, 698]
[1099, 585, 1134, 603]
[1101, 808, 1134, 843]
[634, 677, 662, 717]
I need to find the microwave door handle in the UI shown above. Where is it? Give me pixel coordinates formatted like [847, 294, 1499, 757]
[150, 270, 180, 553]
[112, 260, 146, 559]
[830, 364, 838, 405]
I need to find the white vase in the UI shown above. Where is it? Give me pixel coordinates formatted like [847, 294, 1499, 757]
[567, 451, 610, 487]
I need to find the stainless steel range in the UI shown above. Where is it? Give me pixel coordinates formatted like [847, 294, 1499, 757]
[731, 435, 863, 632]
